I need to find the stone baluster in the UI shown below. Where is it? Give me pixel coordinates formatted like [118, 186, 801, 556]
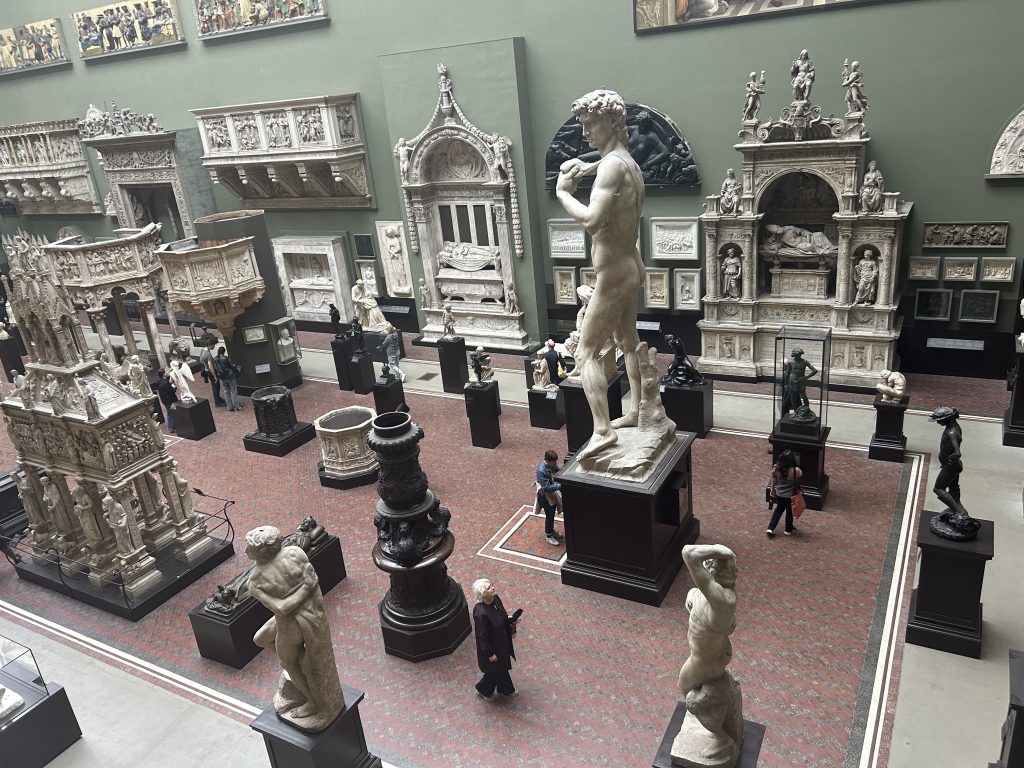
[878, 234, 895, 307]
[704, 225, 719, 298]
[111, 293, 139, 356]
[741, 235, 755, 300]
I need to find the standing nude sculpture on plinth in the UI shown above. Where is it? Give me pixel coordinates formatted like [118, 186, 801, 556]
[246, 525, 345, 732]
[555, 89, 646, 462]
[673, 544, 743, 768]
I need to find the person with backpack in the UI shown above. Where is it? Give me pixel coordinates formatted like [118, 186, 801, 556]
[214, 346, 242, 411]
[156, 366, 178, 433]
[767, 449, 802, 537]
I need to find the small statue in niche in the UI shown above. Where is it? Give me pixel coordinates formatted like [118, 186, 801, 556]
[469, 346, 493, 385]
[718, 168, 742, 215]
[532, 349, 558, 391]
[927, 407, 981, 542]
[349, 318, 365, 354]
[841, 59, 870, 115]
[852, 249, 880, 305]
[417, 278, 433, 309]
[11, 370, 32, 407]
[859, 160, 885, 213]
[782, 347, 819, 423]
[440, 304, 456, 339]
[381, 324, 406, 383]
[42, 374, 67, 415]
[661, 334, 706, 387]
[790, 49, 815, 103]
[742, 71, 766, 121]
[720, 248, 742, 299]
[875, 369, 906, 403]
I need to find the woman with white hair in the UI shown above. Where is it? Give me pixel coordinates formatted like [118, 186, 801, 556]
[471, 578, 520, 701]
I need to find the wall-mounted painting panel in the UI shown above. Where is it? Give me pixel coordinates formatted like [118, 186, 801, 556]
[979, 257, 1016, 283]
[580, 267, 596, 290]
[0, 19, 70, 75]
[922, 221, 1007, 249]
[914, 289, 952, 321]
[548, 219, 586, 261]
[943, 257, 977, 282]
[958, 290, 1000, 323]
[72, 1, 184, 60]
[644, 268, 670, 310]
[193, 0, 328, 40]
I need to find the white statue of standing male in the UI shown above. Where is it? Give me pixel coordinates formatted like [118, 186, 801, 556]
[555, 89, 645, 462]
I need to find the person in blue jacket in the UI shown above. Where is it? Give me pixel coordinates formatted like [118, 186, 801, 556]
[535, 449, 564, 546]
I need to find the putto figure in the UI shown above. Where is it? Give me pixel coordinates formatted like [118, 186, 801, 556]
[246, 525, 345, 732]
[555, 89, 645, 460]
[440, 304, 456, 339]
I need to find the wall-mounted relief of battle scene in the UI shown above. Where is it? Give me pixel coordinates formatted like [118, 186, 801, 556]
[673, 268, 701, 310]
[193, 0, 328, 40]
[958, 290, 1000, 324]
[650, 217, 699, 261]
[552, 267, 578, 306]
[0, 19, 70, 75]
[979, 257, 1016, 283]
[72, 0, 183, 60]
[545, 102, 699, 189]
[907, 256, 940, 281]
[922, 221, 1008, 249]
[634, 0, 914, 33]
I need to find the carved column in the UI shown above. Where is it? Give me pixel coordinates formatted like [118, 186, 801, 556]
[111, 293, 139, 357]
[89, 306, 117, 363]
[878, 234, 895, 307]
[835, 225, 853, 305]
[160, 291, 181, 339]
[741, 233, 756, 301]
[132, 471, 174, 550]
[138, 299, 167, 370]
[704, 223, 720, 298]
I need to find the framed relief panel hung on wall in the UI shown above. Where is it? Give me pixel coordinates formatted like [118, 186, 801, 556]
[547, 219, 586, 261]
[644, 268, 671, 310]
[979, 257, 1016, 283]
[579, 267, 597, 290]
[673, 268, 701, 310]
[650, 217, 699, 261]
[71, 1, 185, 61]
[907, 256, 940, 281]
[958, 290, 1000, 323]
[192, 0, 328, 40]
[268, 317, 301, 364]
[354, 258, 380, 297]
[242, 325, 268, 344]
[943, 257, 977, 281]
[552, 267, 578, 306]
[922, 221, 1008, 249]
[914, 289, 953, 321]
[0, 18, 71, 76]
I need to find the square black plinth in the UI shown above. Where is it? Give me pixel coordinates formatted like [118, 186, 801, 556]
[347, 353, 376, 395]
[559, 433, 699, 606]
[661, 381, 713, 438]
[464, 380, 501, 449]
[560, 372, 624, 454]
[768, 425, 830, 510]
[244, 422, 317, 457]
[907, 512, 994, 658]
[652, 702, 765, 768]
[0, 337, 25, 381]
[869, 394, 909, 462]
[993, 648, 1024, 767]
[438, 336, 469, 393]
[528, 388, 565, 429]
[373, 376, 406, 414]
[0, 677, 81, 768]
[331, 336, 357, 391]
[173, 398, 217, 441]
[188, 535, 346, 668]
[1004, 341, 1024, 447]
[250, 686, 381, 768]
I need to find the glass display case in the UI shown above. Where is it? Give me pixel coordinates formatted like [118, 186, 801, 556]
[772, 326, 831, 440]
[0, 634, 46, 723]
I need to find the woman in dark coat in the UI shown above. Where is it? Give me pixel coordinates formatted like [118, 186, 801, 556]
[472, 578, 519, 701]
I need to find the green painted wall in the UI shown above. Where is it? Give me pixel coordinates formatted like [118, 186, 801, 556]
[1, 0, 1022, 347]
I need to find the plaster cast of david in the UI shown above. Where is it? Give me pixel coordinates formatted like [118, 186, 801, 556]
[375, 221, 413, 297]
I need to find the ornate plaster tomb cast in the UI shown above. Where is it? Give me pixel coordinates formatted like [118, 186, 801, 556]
[699, 50, 913, 388]
[0, 118, 101, 215]
[191, 94, 371, 209]
[374, 221, 414, 298]
[394, 64, 528, 351]
[556, 88, 676, 482]
[272, 235, 352, 324]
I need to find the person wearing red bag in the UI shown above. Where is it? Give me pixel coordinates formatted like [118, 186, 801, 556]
[767, 449, 802, 537]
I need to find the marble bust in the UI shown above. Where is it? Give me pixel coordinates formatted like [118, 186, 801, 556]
[246, 525, 345, 732]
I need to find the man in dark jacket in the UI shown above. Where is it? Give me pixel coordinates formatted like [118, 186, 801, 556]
[471, 578, 519, 701]
[156, 367, 178, 433]
[535, 449, 564, 546]
[543, 338, 564, 384]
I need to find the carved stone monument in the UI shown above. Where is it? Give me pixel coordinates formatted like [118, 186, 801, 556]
[272, 235, 352, 325]
[314, 406, 378, 489]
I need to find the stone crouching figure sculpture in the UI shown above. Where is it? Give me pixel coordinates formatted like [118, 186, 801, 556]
[927, 407, 981, 542]
[246, 525, 345, 732]
[673, 544, 743, 768]
[662, 334, 706, 387]
[875, 369, 906, 403]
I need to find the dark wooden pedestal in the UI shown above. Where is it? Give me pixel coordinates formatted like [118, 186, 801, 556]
[244, 423, 317, 457]
[372, 376, 406, 414]
[559, 433, 699, 606]
[991, 648, 1024, 767]
[528, 388, 565, 430]
[0, 336, 25, 381]
[661, 380, 713, 438]
[652, 702, 765, 768]
[187, 536, 346, 668]
[1004, 340, 1024, 448]
[171, 398, 217, 441]
[464, 380, 501, 449]
[869, 394, 909, 462]
[907, 512, 994, 658]
[250, 687, 381, 768]
[347, 353, 375, 395]
[768, 424, 830, 510]
[437, 336, 469, 394]
[0, 675, 81, 768]
[331, 336, 356, 391]
[560, 373, 624, 454]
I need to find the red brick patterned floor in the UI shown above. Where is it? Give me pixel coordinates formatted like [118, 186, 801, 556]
[0, 367, 919, 768]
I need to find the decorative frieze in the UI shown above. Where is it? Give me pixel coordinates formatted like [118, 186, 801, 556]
[191, 94, 371, 209]
[0, 118, 101, 214]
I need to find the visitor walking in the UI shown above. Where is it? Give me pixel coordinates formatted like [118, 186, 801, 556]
[767, 449, 802, 536]
[535, 449, 564, 546]
[199, 336, 227, 407]
[471, 578, 520, 701]
[214, 346, 242, 411]
[157, 366, 177, 433]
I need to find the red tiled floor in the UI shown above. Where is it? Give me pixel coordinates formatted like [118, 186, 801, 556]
[0, 374, 915, 767]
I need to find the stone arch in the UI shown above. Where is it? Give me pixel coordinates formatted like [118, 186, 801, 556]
[410, 127, 494, 186]
[754, 168, 841, 217]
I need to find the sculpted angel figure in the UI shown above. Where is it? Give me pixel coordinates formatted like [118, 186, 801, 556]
[169, 359, 197, 403]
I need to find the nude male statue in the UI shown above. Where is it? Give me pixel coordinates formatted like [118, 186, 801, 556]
[556, 89, 645, 460]
[677, 544, 738, 699]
